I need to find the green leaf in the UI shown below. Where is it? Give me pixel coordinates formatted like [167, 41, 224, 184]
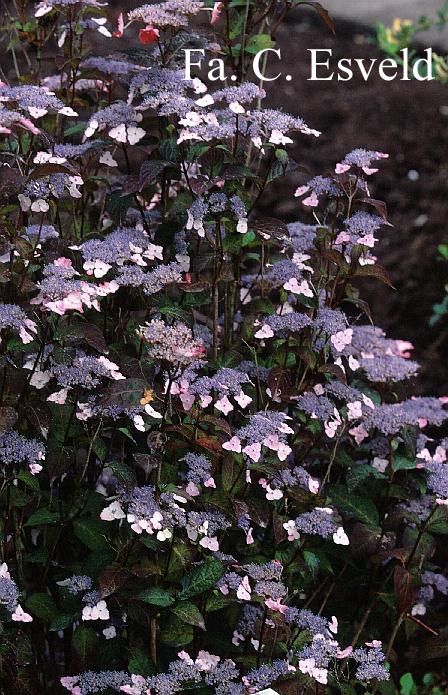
[25, 593, 58, 621]
[73, 518, 110, 551]
[49, 614, 74, 632]
[400, 673, 416, 695]
[17, 469, 40, 492]
[160, 619, 194, 647]
[426, 507, 448, 535]
[128, 649, 156, 677]
[339, 685, 357, 695]
[205, 594, 234, 613]
[346, 464, 385, 491]
[72, 625, 98, 661]
[159, 139, 180, 163]
[245, 34, 276, 55]
[329, 485, 379, 528]
[100, 378, 146, 409]
[392, 455, 417, 472]
[25, 509, 60, 526]
[303, 550, 320, 578]
[137, 587, 174, 607]
[179, 558, 224, 600]
[171, 601, 205, 630]
[6, 487, 31, 508]
[106, 191, 132, 222]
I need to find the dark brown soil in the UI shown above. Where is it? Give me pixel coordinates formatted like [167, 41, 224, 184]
[258, 11, 448, 395]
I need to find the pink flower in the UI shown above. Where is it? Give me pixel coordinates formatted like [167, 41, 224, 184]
[328, 616, 338, 634]
[178, 651, 194, 664]
[236, 575, 251, 601]
[243, 442, 261, 463]
[308, 477, 319, 494]
[29, 463, 43, 475]
[222, 436, 242, 453]
[19, 117, 40, 135]
[195, 650, 220, 671]
[139, 26, 160, 44]
[303, 191, 319, 207]
[113, 12, 124, 38]
[299, 657, 328, 684]
[254, 323, 274, 339]
[324, 409, 342, 438]
[333, 527, 349, 545]
[199, 536, 219, 551]
[12, 604, 33, 622]
[331, 328, 353, 352]
[265, 485, 283, 501]
[277, 443, 291, 461]
[54, 256, 73, 268]
[335, 231, 351, 245]
[335, 163, 350, 174]
[347, 401, 362, 421]
[215, 395, 233, 415]
[349, 424, 369, 445]
[283, 277, 313, 297]
[61, 677, 81, 694]
[283, 520, 300, 541]
[47, 388, 69, 405]
[180, 391, 195, 410]
[200, 394, 213, 408]
[235, 390, 252, 409]
[210, 2, 223, 25]
[265, 597, 288, 613]
[186, 481, 200, 497]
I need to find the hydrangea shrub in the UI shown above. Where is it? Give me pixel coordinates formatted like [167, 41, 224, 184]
[0, 1, 446, 693]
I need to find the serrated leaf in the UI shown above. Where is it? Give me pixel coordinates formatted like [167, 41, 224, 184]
[205, 594, 234, 613]
[25, 509, 60, 526]
[353, 262, 395, 288]
[128, 649, 156, 677]
[99, 567, 127, 598]
[72, 625, 98, 661]
[138, 587, 174, 607]
[394, 566, 417, 613]
[23, 401, 52, 439]
[17, 469, 40, 492]
[139, 160, 170, 190]
[171, 601, 205, 630]
[392, 455, 417, 472]
[25, 593, 58, 620]
[73, 518, 110, 551]
[329, 485, 379, 527]
[179, 558, 224, 600]
[346, 464, 385, 492]
[160, 619, 194, 647]
[99, 378, 146, 409]
[28, 163, 75, 180]
[303, 550, 320, 577]
[49, 614, 74, 632]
